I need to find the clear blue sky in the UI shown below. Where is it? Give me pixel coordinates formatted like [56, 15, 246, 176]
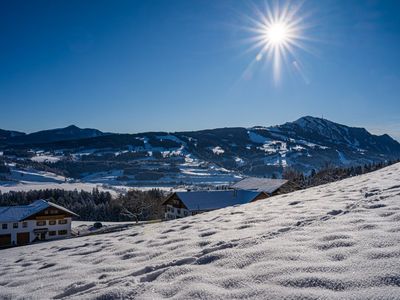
[1, 0, 399, 140]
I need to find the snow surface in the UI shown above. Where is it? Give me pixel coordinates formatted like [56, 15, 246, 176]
[71, 221, 145, 237]
[0, 182, 119, 195]
[0, 165, 121, 195]
[211, 146, 225, 155]
[1, 163, 400, 299]
[0, 165, 120, 195]
[30, 154, 62, 163]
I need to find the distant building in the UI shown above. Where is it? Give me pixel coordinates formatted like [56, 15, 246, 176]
[230, 177, 289, 195]
[162, 190, 268, 220]
[0, 200, 78, 248]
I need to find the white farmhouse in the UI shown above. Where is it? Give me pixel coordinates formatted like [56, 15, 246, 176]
[0, 200, 78, 247]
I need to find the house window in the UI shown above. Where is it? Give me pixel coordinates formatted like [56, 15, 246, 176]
[58, 230, 67, 235]
[2, 224, 7, 230]
[13, 223, 18, 228]
[36, 221, 46, 226]
[58, 219, 67, 225]
[44, 210, 49, 215]
[49, 220, 56, 225]
[177, 209, 181, 214]
[22, 222, 27, 228]
[50, 209, 58, 214]
[48, 231, 56, 236]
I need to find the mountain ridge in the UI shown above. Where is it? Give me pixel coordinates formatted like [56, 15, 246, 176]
[1, 125, 106, 145]
[0, 117, 397, 145]
[1, 116, 399, 181]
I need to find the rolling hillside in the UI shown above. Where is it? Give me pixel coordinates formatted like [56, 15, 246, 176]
[1, 163, 399, 299]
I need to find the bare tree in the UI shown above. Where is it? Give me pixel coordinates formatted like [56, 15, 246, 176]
[120, 204, 152, 223]
[119, 190, 162, 222]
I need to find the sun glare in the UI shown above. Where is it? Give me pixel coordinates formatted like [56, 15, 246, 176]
[242, 1, 310, 84]
[265, 22, 289, 45]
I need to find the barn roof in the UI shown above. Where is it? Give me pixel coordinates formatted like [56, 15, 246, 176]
[172, 190, 265, 211]
[231, 177, 288, 194]
[0, 200, 78, 222]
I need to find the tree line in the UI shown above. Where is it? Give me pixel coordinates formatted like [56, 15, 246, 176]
[280, 159, 400, 193]
[0, 188, 165, 222]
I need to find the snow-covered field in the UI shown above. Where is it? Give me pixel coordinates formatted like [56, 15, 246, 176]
[1, 163, 400, 299]
[71, 221, 144, 237]
[0, 160, 240, 193]
[0, 165, 121, 195]
[0, 181, 119, 195]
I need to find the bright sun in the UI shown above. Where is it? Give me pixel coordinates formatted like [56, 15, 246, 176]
[243, 1, 310, 84]
[265, 22, 289, 45]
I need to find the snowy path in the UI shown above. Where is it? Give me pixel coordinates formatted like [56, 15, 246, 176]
[1, 164, 400, 299]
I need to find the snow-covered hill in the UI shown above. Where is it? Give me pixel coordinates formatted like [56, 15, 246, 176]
[1, 163, 400, 299]
[0, 163, 122, 195]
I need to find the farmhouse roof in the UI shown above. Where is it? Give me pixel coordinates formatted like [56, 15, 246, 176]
[168, 190, 265, 211]
[231, 177, 288, 194]
[0, 200, 78, 222]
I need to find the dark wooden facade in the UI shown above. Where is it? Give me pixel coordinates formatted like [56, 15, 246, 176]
[162, 194, 188, 210]
[252, 191, 269, 201]
[24, 207, 75, 221]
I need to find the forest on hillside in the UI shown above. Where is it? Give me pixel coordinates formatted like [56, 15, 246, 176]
[0, 188, 165, 222]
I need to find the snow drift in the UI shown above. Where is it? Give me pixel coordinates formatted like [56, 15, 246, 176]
[1, 163, 400, 299]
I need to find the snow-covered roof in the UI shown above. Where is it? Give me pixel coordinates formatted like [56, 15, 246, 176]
[173, 190, 265, 211]
[0, 200, 78, 222]
[231, 177, 288, 194]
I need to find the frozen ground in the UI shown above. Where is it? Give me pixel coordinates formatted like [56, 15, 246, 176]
[1, 163, 400, 299]
[72, 221, 141, 228]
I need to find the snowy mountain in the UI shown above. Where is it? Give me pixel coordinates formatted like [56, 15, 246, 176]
[1, 117, 399, 186]
[1, 163, 400, 299]
[276, 116, 400, 155]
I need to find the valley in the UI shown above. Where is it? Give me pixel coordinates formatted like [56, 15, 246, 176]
[1, 116, 399, 192]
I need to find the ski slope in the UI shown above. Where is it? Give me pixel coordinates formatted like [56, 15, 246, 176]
[1, 164, 400, 299]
